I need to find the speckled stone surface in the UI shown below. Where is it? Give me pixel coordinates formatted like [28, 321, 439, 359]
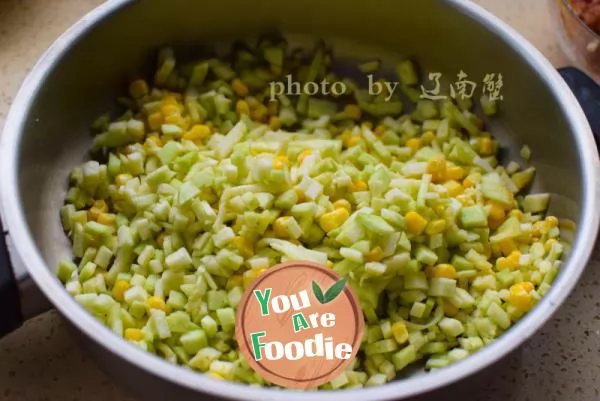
[0, 0, 598, 400]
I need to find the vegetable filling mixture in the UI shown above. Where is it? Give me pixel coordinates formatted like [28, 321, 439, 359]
[57, 37, 563, 389]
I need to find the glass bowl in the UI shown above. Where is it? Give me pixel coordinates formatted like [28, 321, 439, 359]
[550, 0, 600, 81]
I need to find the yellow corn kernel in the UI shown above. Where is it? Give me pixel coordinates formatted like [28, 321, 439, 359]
[145, 134, 163, 147]
[273, 155, 289, 170]
[442, 302, 459, 316]
[426, 156, 447, 183]
[232, 236, 254, 258]
[351, 180, 368, 192]
[165, 114, 186, 128]
[161, 104, 181, 118]
[231, 78, 249, 97]
[243, 268, 266, 289]
[268, 116, 282, 131]
[88, 200, 108, 221]
[183, 124, 211, 141]
[521, 282, 534, 292]
[488, 218, 502, 230]
[129, 79, 149, 99]
[162, 94, 179, 106]
[124, 328, 144, 341]
[456, 194, 474, 207]
[488, 201, 506, 221]
[318, 208, 350, 233]
[425, 219, 447, 235]
[479, 137, 494, 156]
[496, 250, 520, 270]
[344, 136, 361, 148]
[208, 373, 224, 380]
[444, 180, 463, 197]
[544, 239, 558, 252]
[148, 112, 164, 131]
[374, 124, 386, 137]
[362, 121, 373, 130]
[236, 99, 250, 116]
[113, 280, 130, 302]
[446, 166, 465, 181]
[97, 213, 116, 227]
[546, 216, 559, 228]
[365, 247, 384, 262]
[509, 209, 523, 220]
[251, 104, 268, 122]
[147, 296, 167, 312]
[531, 221, 544, 238]
[273, 218, 288, 237]
[267, 101, 279, 116]
[332, 199, 352, 213]
[391, 322, 409, 345]
[462, 176, 475, 188]
[341, 128, 360, 147]
[405, 138, 421, 153]
[326, 260, 333, 268]
[498, 239, 517, 257]
[405, 211, 428, 235]
[421, 131, 436, 144]
[488, 201, 506, 230]
[227, 274, 243, 289]
[508, 250, 521, 265]
[344, 104, 362, 120]
[297, 149, 313, 165]
[509, 282, 534, 311]
[432, 264, 456, 279]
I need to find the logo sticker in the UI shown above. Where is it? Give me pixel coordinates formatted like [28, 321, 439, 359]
[235, 261, 364, 389]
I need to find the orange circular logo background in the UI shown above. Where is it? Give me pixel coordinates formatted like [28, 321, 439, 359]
[235, 261, 364, 389]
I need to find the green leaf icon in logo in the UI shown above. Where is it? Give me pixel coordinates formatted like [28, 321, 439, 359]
[312, 281, 325, 304]
[312, 278, 347, 304]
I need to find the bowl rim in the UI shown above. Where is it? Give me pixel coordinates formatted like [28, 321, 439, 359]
[1, 0, 599, 400]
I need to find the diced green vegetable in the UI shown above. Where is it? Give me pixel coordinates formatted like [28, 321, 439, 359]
[523, 193, 550, 214]
[57, 35, 563, 389]
[396, 60, 419, 86]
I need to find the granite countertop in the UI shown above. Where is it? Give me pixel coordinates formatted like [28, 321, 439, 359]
[1, 1, 598, 400]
